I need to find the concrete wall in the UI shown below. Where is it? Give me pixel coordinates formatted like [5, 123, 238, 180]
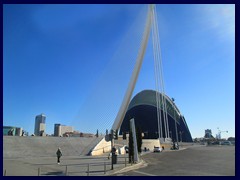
[90, 138, 111, 156]
[90, 139, 163, 155]
[3, 136, 102, 158]
[142, 139, 160, 151]
[89, 138, 194, 156]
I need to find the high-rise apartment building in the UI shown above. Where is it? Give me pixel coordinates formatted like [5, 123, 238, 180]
[34, 114, 46, 136]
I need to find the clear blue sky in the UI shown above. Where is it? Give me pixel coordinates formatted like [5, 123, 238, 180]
[3, 4, 235, 139]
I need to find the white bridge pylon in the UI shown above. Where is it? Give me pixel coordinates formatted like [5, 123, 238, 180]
[111, 4, 169, 142]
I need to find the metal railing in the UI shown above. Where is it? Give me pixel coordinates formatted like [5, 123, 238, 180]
[4, 156, 131, 176]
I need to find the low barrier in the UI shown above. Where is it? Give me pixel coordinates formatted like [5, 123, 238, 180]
[4, 156, 131, 176]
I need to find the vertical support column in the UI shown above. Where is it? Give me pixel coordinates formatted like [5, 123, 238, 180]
[174, 107, 179, 144]
[111, 129, 114, 170]
[130, 118, 139, 163]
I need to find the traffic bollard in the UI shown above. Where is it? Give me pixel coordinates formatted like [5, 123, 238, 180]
[87, 164, 89, 176]
[104, 162, 106, 174]
[38, 168, 41, 176]
[125, 156, 127, 167]
[65, 165, 68, 176]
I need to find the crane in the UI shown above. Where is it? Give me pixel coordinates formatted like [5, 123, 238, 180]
[216, 127, 228, 139]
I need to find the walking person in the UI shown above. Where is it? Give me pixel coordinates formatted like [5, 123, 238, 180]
[56, 147, 62, 164]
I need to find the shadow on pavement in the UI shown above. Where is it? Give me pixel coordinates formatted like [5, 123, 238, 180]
[42, 171, 65, 176]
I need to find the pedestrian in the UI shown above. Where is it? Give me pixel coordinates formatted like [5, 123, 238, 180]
[56, 147, 62, 164]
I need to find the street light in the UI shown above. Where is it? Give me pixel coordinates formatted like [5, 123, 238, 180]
[155, 131, 158, 139]
[172, 98, 179, 144]
[179, 131, 184, 142]
[217, 128, 228, 140]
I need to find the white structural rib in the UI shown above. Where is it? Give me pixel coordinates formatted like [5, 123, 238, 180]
[111, 5, 153, 131]
[152, 5, 169, 139]
[151, 6, 162, 139]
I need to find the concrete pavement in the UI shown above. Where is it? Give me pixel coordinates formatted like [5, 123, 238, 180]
[113, 145, 235, 176]
[4, 143, 233, 176]
[2, 144, 184, 176]
[3, 153, 144, 176]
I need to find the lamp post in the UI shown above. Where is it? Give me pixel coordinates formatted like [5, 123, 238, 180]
[172, 98, 179, 144]
[179, 131, 184, 142]
[155, 131, 158, 139]
[144, 131, 148, 139]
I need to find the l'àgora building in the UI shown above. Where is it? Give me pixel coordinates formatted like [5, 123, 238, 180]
[119, 90, 193, 142]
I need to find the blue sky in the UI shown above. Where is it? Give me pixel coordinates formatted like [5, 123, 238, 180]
[3, 4, 235, 139]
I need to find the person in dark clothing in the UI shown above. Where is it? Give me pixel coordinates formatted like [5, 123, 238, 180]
[56, 148, 62, 164]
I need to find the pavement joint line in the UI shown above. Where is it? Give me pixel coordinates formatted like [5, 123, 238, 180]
[133, 170, 157, 176]
[106, 159, 148, 175]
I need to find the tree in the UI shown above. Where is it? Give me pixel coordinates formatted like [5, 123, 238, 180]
[128, 128, 134, 163]
[106, 129, 108, 135]
[114, 129, 118, 140]
[136, 126, 142, 153]
[228, 137, 235, 141]
[96, 129, 99, 137]
[123, 132, 126, 140]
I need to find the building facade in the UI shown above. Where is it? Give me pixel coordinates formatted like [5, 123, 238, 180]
[54, 124, 61, 136]
[119, 90, 193, 142]
[34, 114, 46, 136]
[54, 124, 74, 136]
[3, 126, 23, 136]
[204, 129, 213, 138]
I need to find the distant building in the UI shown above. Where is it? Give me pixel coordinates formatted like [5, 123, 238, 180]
[204, 129, 214, 138]
[54, 124, 61, 136]
[34, 114, 46, 136]
[63, 131, 82, 137]
[216, 133, 221, 139]
[79, 132, 95, 138]
[54, 124, 73, 136]
[3, 126, 23, 136]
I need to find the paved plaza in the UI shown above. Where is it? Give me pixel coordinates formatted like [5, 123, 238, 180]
[3, 154, 132, 176]
[114, 145, 235, 176]
[3, 144, 235, 176]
